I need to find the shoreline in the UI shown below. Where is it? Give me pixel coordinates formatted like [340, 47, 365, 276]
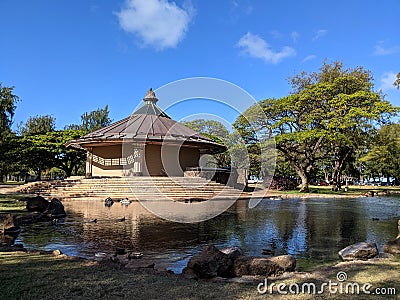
[0, 246, 399, 299]
[1, 190, 399, 299]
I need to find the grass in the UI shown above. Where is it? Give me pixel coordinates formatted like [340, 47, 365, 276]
[1, 189, 399, 299]
[0, 181, 25, 185]
[0, 194, 27, 213]
[268, 185, 400, 196]
[0, 251, 259, 300]
[0, 251, 399, 300]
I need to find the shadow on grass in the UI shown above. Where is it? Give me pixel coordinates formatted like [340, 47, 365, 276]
[0, 252, 264, 300]
[1, 252, 399, 300]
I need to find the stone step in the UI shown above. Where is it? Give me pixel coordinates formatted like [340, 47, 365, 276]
[16, 176, 244, 201]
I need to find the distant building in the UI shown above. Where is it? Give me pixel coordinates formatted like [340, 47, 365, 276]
[66, 88, 226, 177]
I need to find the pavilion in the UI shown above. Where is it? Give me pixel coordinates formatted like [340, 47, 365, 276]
[66, 89, 227, 177]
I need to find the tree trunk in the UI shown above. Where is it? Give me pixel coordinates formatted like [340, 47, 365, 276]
[65, 167, 72, 177]
[331, 149, 351, 192]
[332, 166, 341, 192]
[299, 173, 310, 192]
[37, 167, 42, 181]
[324, 169, 330, 184]
[294, 166, 310, 192]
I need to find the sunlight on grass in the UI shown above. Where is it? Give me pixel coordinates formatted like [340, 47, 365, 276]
[0, 195, 26, 213]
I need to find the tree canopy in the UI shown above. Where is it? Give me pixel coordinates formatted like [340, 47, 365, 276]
[0, 83, 19, 182]
[361, 124, 400, 183]
[234, 61, 398, 192]
[0, 83, 19, 133]
[19, 114, 56, 135]
[182, 119, 230, 139]
[66, 105, 112, 133]
[395, 72, 400, 89]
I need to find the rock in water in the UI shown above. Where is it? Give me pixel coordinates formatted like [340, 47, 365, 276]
[233, 255, 296, 277]
[220, 246, 244, 260]
[383, 220, 400, 254]
[52, 249, 62, 256]
[45, 198, 66, 217]
[338, 242, 379, 260]
[0, 214, 20, 246]
[26, 196, 49, 213]
[104, 197, 114, 207]
[183, 245, 233, 278]
[383, 239, 400, 254]
[0, 214, 15, 233]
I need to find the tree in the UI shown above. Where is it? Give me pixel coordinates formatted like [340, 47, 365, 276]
[0, 132, 23, 182]
[361, 124, 400, 184]
[21, 129, 87, 179]
[0, 83, 19, 133]
[19, 114, 56, 135]
[235, 61, 398, 192]
[67, 105, 112, 133]
[183, 119, 231, 168]
[182, 119, 230, 139]
[0, 83, 19, 182]
[395, 72, 400, 89]
[44, 130, 87, 177]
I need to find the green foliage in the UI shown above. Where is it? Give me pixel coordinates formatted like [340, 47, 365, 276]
[0, 84, 20, 182]
[395, 72, 400, 89]
[19, 114, 56, 135]
[67, 105, 112, 133]
[182, 119, 230, 139]
[0, 132, 24, 181]
[0, 83, 19, 133]
[361, 124, 400, 181]
[234, 61, 398, 192]
[183, 119, 232, 168]
[21, 130, 87, 178]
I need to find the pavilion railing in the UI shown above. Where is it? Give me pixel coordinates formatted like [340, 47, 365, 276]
[91, 154, 136, 166]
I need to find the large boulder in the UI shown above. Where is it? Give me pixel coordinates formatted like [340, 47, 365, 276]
[233, 255, 296, 277]
[382, 220, 400, 255]
[14, 212, 46, 225]
[383, 239, 400, 255]
[338, 242, 379, 260]
[220, 246, 244, 261]
[183, 245, 234, 278]
[26, 196, 49, 213]
[0, 214, 15, 233]
[45, 198, 66, 217]
[0, 214, 20, 246]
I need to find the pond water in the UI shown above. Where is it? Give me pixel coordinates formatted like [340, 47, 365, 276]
[15, 196, 400, 273]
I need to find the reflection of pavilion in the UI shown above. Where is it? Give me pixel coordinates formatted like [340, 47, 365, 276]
[62, 199, 248, 253]
[66, 89, 226, 177]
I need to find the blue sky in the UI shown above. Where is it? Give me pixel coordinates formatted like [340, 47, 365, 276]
[1, 0, 399, 130]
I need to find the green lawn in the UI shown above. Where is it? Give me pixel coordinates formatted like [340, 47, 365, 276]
[0, 194, 27, 213]
[0, 251, 398, 300]
[1, 190, 399, 299]
[268, 185, 400, 196]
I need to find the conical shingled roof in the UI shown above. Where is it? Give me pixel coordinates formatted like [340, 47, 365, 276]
[65, 89, 226, 153]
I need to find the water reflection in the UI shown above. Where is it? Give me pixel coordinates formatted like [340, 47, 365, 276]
[15, 197, 400, 273]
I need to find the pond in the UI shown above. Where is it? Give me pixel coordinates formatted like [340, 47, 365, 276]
[15, 196, 400, 273]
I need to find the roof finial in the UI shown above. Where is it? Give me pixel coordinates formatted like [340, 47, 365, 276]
[143, 88, 158, 104]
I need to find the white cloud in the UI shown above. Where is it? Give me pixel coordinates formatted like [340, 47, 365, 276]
[380, 71, 398, 91]
[302, 54, 316, 63]
[312, 29, 327, 41]
[270, 30, 282, 39]
[374, 41, 400, 56]
[291, 31, 299, 43]
[115, 0, 193, 50]
[237, 32, 296, 64]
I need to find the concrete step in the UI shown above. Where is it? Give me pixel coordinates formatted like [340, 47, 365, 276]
[16, 176, 244, 200]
